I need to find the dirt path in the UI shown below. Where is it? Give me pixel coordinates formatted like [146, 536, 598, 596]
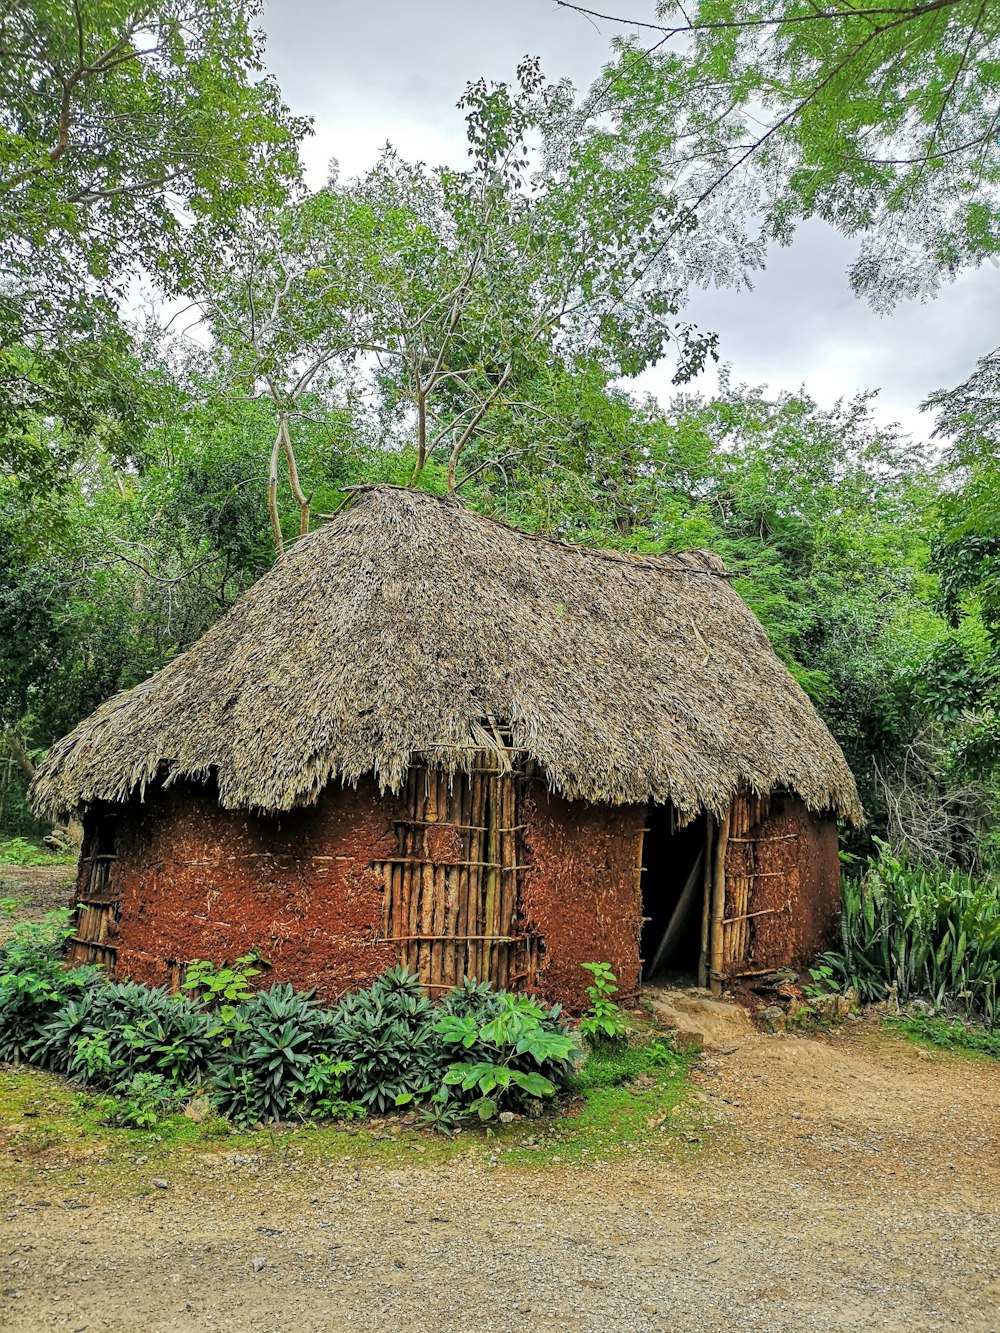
[1, 1018, 997, 1333]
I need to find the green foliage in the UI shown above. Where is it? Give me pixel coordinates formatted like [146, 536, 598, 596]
[0, 936, 580, 1134]
[30, 980, 216, 1087]
[0, 837, 75, 866]
[0, 910, 97, 1062]
[821, 844, 1000, 1023]
[182, 948, 266, 1047]
[578, 961, 628, 1043]
[298, 1055, 362, 1121]
[886, 1014, 1000, 1061]
[209, 984, 339, 1128]
[433, 991, 578, 1121]
[0, 0, 305, 486]
[592, 1, 1000, 308]
[567, 1035, 681, 1093]
[99, 1072, 181, 1130]
[326, 966, 443, 1116]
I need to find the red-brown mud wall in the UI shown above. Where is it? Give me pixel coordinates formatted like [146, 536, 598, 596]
[735, 797, 841, 971]
[108, 780, 404, 1002]
[519, 783, 645, 1011]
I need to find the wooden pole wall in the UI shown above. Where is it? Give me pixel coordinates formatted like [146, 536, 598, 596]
[709, 808, 731, 997]
[373, 752, 528, 992]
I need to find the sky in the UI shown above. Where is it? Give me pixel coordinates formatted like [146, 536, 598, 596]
[260, 0, 999, 441]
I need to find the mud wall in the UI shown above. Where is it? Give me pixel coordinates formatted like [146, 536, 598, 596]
[109, 779, 403, 1002]
[94, 774, 649, 1010]
[732, 796, 841, 972]
[519, 783, 645, 1011]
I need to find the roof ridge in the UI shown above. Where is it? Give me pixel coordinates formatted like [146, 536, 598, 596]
[337, 484, 733, 579]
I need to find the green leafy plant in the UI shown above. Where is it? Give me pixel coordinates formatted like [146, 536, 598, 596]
[101, 1072, 180, 1130]
[579, 962, 628, 1043]
[0, 910, 97, 1062]
[567, 1033, 684, 1093]
[328, 967, 442, 1114]
[803, 964, 838, 999]
[182, 950, 267, 1046]
[0, 838, 75, 867]
[887, 1014, 1000, 1060]
[821, 843, 1000, 1024]
[208, 984, 337, 1128]
[433, 992, 578, 1121]
[299, 1055, 363, 1121]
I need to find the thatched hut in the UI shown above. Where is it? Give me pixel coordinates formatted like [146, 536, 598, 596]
[32, 485, 861, 1009]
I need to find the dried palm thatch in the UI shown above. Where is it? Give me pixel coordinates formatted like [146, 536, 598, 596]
[32, 485, 862, 824]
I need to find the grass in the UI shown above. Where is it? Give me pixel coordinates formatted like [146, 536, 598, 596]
[885, 1014, 1000, 1061]
[0, 837, 77, 867]
[0, 1030, 699, 1193]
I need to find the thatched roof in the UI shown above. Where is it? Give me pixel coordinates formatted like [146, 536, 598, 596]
[32, 485, 862, 824]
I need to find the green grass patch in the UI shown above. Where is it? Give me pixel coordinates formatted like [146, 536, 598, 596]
[0, 1030, 701, 1190]
[0, 837, 76, 867]
[885, 1015, 1000, 1060]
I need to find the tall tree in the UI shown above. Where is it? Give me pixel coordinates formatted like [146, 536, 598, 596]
[556, 0, 1000, 308]
[199, 59, 720, 553]
[0, 0, 306, 485]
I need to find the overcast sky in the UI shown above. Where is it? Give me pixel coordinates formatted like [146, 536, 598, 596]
[261, 0, 999, 440]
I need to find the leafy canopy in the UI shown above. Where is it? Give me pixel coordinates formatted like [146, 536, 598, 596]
[559, 0, 1000, 307]
[0, 0, 306, 485]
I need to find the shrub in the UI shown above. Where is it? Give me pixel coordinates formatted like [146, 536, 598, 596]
[100, 1072, 182, 1129]
[0, 837, 75, 867]
[822, 842, 1000, 1023]
[182, 950, 266, 1046]
[0, 911, 98, 1063]
[327, 967, 442, 1114]
[0, 938, 580, 1131]
[578, 961, 628, 1043]
[208, 984, 338, 1128]
[432, 991, 578, 1120]
[31, 980, 216, 1091]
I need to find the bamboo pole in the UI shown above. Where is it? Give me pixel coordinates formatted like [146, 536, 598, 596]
[468, 764, 487, 982]
[483, 757, 500, 986]
[709, 807, 731, 997]
[406, 769, 421, 976]
[731, 795, 748, 968]
[698, 814, 714, 988]
[497, 768, 516, 989]
[420, 770, 440, 987]
[455, 772, 471, 984]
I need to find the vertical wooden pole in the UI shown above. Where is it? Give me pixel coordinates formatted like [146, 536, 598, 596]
[635, 816, 646, 979]
[421, 769, 439, 989]
[483, 755, 500, 987]
[406, 768, 421, 978]
[698, 812, 714, 989]
[456, 771, 471, 985]
[732, 795, 747, 968]
[468, 764, 487, 982]
[709, 807, 731, 997]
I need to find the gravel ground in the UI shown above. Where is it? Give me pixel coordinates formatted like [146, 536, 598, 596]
[1, 1023, 997, 1332]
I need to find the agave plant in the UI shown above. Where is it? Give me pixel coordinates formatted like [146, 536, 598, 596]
[822, 841, 1000, 1024]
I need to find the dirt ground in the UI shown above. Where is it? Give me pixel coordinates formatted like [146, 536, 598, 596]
[0, 865, 75, 943]
[1, 1004, 997, 1333]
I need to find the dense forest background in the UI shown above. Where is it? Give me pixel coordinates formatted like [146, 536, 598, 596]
[1, 0, 998, 879]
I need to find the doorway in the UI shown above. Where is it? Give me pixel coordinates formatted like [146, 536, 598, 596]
[640, 805, 707, 982]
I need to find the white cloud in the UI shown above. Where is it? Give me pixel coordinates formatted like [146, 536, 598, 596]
[261, 0, 999, 438]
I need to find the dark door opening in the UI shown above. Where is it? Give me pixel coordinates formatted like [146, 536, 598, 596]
[640, 805, 707, 982]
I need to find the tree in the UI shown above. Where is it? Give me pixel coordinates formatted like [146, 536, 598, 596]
[915, 351, 1000, 784]
[556, 0, 1000, 308]
[197, 58, 720, 553]
[0, 0, 306, 485]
